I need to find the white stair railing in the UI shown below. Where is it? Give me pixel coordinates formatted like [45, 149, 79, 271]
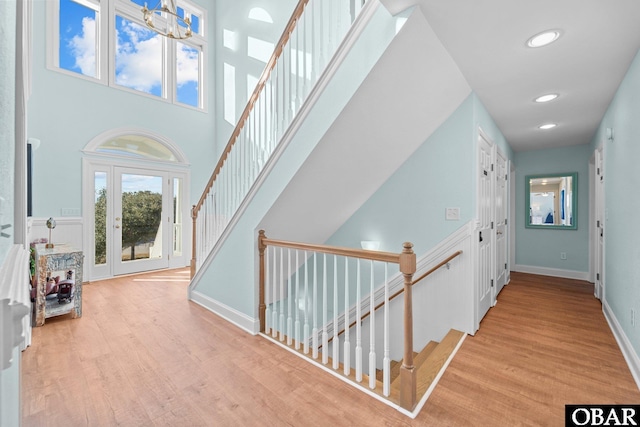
[191, 0, 369, 277]
[258, 231, 416, 405]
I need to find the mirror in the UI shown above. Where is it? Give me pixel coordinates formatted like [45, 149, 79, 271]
[525, 172, 577, 229]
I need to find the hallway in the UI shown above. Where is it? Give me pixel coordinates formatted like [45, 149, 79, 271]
[22, 270, 639, 426]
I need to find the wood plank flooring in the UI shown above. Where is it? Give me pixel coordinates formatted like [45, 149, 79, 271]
[22, 270, 640, 426]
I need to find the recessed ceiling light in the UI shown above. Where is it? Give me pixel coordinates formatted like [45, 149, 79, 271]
[539, 123, 557, 130]
[535, 93, 559, 103]
[527, 30, 561, 48]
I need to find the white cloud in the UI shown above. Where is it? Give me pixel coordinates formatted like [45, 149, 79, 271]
[115, 20, 162, 93]
[176, 43, 199, 87]
[68, 17, 96, 77]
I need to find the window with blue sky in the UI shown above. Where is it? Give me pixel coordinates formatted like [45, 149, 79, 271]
[52, 0, 205, 109]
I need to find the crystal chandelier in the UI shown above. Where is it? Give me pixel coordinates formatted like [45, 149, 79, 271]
[142, 0, 192, 40]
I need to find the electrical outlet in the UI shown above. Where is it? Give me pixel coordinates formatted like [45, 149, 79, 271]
[560, 252, 567, 260]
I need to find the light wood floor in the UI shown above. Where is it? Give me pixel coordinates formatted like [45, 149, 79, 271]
[22, 270, 640, 426]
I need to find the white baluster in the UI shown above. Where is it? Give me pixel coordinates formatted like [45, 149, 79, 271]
[312, 253, 319, 359]
[343, 256, 350, 376]
[302, 5, 308, 97]
[369, 259, 376, 389]
[383, 263, 390, 397]
[271, 247, 278, 338]
[294, 249, 301, 349]
[321, 253, 328, 364]
[287, 248, 293, 345]
[303, 251, 310, 354]
[264, 243, 271, 336]
[279, 247, 285, 341]
[332, 254, 338, 370]
[356, 258, 362, 382]
[310, 0, 317, 83]
[295, 21, 301, 112]
[287, 39, 293, 125]
[319, 0, 325, 70]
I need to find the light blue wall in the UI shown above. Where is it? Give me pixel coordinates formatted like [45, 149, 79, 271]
[514, 144, 591, 272]
[27, 0, 216, 214]
[193, 5, 401, 317]
[324, 94, 513, 258]
[0, 2, 21, 425]
[593, 48, 640, 355]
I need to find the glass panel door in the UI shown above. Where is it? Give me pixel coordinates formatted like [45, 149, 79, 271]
[113, 167, 169, 275]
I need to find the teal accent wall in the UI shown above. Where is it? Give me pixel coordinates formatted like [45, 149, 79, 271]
[514, 144, 591, 272]
[593, 48, 640, 355]
[27, 0, 216, 214]
[324, 93, 512, 259]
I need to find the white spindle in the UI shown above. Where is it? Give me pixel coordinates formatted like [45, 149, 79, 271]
[264, 244, 271, 335]
[294, 249, 301, 349]
[368, 259, 376, 389]
[332, 254, 338, 370]
[303, 251, 310, 354]
[343, 257, 350, 376]
[287, 248, 293, 345]
[312, 253, 319, 359]
[271, 247, 278, 338]
[383, 262, 390, 397]
[355, 258, 362, 382]
[302, 5, 308, 97]
[310, 0, 316, 82]
[321, 253, 328, 364]
[279, 247, 285, 341]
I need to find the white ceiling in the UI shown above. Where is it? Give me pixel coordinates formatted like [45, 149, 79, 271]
[387, 0, 640, 152]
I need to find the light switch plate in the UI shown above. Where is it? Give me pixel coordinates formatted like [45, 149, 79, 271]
[445, 207, 460, 221]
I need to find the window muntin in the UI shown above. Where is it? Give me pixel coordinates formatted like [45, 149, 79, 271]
[50, 0, 206, 109]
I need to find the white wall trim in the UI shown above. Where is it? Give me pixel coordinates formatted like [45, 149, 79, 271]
[512, 264, 590, 281]
[603, 300, 640, 390]
[190, 290, 260, 335]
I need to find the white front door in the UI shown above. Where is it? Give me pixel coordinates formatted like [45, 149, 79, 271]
[113, 167, 170, 276]
[494, 149, 508, 298]
[477, 133, 493, 322]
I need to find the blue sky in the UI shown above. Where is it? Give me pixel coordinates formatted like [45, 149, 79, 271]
[60, 0, 199, 107]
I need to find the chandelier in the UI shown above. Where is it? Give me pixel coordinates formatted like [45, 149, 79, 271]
[142, 0, 192, 39]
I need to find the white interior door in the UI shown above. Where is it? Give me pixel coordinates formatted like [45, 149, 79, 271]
[594, 147, 604, 300]
[113, 167, 170, 276]
[477, 133, 493, 322]
[494, 149, 508, 297]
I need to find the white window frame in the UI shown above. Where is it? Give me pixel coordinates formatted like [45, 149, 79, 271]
[47, 0, 207, 110]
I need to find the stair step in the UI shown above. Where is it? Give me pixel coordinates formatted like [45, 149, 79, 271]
[389, 329, 465, 404]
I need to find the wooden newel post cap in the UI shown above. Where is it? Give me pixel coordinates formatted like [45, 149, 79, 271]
[258, 230, 266, 251]
[400, 242, 416, 275]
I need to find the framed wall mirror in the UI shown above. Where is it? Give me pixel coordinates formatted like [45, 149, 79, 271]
[525, 172, 577, 230]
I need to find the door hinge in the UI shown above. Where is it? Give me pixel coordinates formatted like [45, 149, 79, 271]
[505, 219, 508, 225]
[505, 263, 507, 269]
[491, 221, 494, 229]
[491, 164, 494, 172]
[491, 279, 494, 287]
[484, 170, 488, 176]
[597, 273, 600, 281]
[597, 220, 600, 228]
[505, 174, 508, 180]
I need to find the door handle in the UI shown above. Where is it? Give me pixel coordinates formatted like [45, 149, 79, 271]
[115, 225, 121, 229]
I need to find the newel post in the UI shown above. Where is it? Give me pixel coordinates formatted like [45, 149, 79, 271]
[258, 230, 267, 333]
[190, 205, 197, 279]
[399, 242, 417, 411]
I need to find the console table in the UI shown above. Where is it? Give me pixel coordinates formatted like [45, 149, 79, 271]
[34, 244, 83, 326]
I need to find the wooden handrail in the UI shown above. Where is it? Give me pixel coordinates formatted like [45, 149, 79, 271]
[328, 250, 463, 342]
[260, 236, 402, 264]
[411, 250, 463, 286]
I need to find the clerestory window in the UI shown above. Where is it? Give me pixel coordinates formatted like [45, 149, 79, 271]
[47, 0, 206, 110]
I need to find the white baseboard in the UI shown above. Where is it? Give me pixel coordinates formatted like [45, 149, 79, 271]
[189, 290, 260, 335]
[513, 264, 590, 281]
[603, 300, 640, 390]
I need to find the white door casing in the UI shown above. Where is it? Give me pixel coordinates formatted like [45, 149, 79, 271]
[594, 146, 605, 300]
